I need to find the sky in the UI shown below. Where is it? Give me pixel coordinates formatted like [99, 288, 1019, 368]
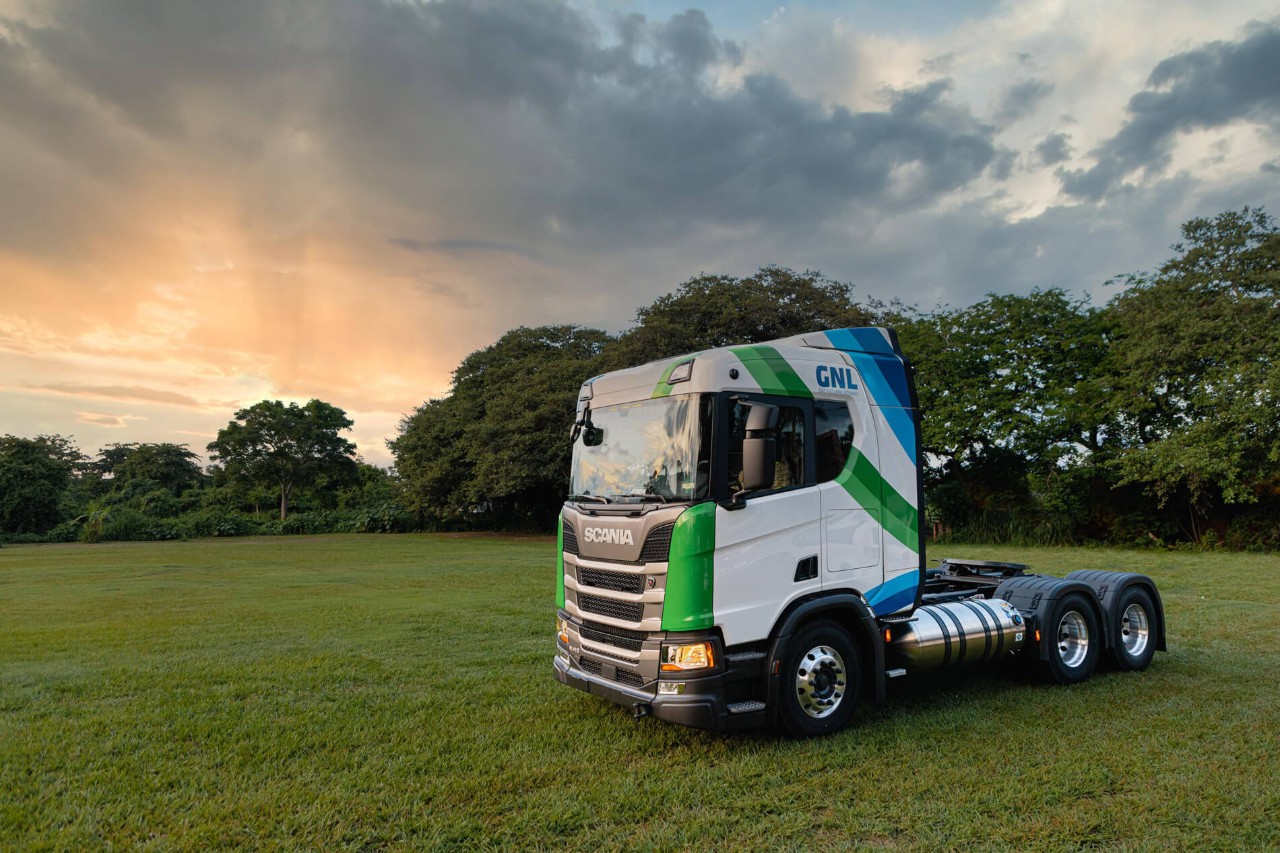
[2, 0, 1278, 467]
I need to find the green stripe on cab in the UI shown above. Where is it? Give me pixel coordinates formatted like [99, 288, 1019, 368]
[835, 448, 919, 553]
[661, 502, 716, 630]
[651, 354, 700, 398]
[729, 345, 813, 398]
[556, 520, 565, 608]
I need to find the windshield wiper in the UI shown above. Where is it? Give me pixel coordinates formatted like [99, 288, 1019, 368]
[617, 492, 674, 503]
[567, 494, 611, 504]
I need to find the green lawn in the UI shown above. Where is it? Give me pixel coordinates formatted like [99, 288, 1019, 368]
[2, 536, 1277, 850]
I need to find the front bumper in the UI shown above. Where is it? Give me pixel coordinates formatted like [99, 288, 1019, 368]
[553, 653, 763, 731]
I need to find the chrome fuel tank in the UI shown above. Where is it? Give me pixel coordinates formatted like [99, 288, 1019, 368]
[888, 598, 1026, 669]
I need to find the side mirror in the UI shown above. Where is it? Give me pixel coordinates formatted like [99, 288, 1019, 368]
[739, 402, 778, 493]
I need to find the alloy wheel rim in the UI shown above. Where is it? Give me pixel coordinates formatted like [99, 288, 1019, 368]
[1057, 611, 1090, 668]
[1121, 603, 1150, 656]
[795, 645, 847, 719]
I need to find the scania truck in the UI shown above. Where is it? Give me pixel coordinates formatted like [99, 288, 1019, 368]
[553, 328, 1166, 736]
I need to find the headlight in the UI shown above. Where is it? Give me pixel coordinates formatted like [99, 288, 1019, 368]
[662, 641, 714, 671]
[557, 616, 570, 644]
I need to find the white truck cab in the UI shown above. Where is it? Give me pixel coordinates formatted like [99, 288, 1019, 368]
[554, 328, 1165, 736]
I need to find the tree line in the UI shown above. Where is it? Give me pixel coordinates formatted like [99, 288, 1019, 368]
[2, 208, 1276, 549]
[0, 402, 405, 544]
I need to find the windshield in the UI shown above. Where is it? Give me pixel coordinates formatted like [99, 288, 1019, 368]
[570, 395, 712, 502]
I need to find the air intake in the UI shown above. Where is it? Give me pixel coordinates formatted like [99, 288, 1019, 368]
[639, 523, 675, 563]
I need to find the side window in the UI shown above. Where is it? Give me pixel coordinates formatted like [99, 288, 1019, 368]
[728, 401, 807, 493]
[815, 401, 854, 482]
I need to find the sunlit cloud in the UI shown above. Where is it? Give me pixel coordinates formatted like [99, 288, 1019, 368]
[76, 411, 145, 428]
[30, 384, 205, 408]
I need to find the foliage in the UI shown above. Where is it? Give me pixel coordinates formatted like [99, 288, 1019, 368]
[604, 266, 874, 369]
[0, 434, 85, 534]
[96, 443, 205, 496]
[393, 325, 610, 529]
[207, 399, 358, 520]
[1105, 208, 1280, 521]
[896, 288, 1110, 468]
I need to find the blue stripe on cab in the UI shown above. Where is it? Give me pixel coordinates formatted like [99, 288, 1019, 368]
[865, 571, 919, 616]
[823, 330, 917, 465]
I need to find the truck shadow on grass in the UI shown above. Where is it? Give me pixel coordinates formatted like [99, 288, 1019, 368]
[588, 655, 1176, 745]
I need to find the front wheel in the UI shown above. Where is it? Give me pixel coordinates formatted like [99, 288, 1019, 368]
[1040, 593, 1101, 685]
[777, 620, 861, 738]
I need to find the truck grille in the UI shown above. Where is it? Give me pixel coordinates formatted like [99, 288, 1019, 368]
[580, 622, 644, 653]
[579, 657, 646, 688]
[578, 567, 645, 595]
[578, 592, 643, 623]
[639, 522, 675, 562]
[562, 520, 579, 556]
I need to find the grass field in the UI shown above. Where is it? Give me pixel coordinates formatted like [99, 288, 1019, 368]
[2, 535, 1278, 850]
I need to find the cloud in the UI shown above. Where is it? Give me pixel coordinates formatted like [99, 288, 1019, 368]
[392, 236, 545, 263]
[995, 78, 1054, 124]
[76, 412, 143, 428]
[28, 384, 205, 407]
[1035, 132, 1073, 166]
[1060, 21, 1280, 200]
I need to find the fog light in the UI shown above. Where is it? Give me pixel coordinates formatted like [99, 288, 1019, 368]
[661, 641, 714, 671]
[557, 615, 570, 644]
[658, 682, 686, 695]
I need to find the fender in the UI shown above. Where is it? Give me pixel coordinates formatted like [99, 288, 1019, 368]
[764, 592, 886, 725]
[1065, 570, 1168, 653]
[994, 575, 1103, 661]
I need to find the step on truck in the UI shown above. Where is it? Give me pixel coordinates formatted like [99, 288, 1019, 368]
[553, 328, 1166, 736]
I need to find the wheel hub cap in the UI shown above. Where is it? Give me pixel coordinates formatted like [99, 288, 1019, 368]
[795, 645, 846, 719]
[1121, 603, 1150, 656]
[1057, 611, 1090, 669]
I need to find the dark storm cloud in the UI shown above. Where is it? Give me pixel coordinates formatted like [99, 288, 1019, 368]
[2, 0, 1002, 258]
[1035, 132, 1072, 166]
[1060, 21, 1280, 200]
[995, 78, 1054, 125]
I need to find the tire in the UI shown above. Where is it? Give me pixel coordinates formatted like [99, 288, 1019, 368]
[1111, 587, 1158, 671]
[777, 620, 861, 738]
[1040, 593, 1100, 685]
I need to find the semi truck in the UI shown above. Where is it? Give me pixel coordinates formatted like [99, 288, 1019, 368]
[553, 327, 1166, 736]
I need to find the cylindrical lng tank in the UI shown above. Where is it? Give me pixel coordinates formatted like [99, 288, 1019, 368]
[888, 598, 1027, 669]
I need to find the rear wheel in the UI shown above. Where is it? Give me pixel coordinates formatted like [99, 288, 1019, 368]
[1041, 593, 1100, 685]
[1111, 587, 1158, 671]
[778, 620, 861, 738]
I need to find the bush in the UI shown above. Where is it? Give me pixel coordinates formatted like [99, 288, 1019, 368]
[176, 509, 260, 538]
[47, 519, 84, 543]
[81, 507, 153, 542]
[0, 532, 47, 545]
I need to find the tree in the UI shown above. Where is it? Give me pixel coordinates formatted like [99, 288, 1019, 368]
[603, 266, 874, 369]
[207, 400, 358, 520]
[97, 443, 205, 495]
[393, 325, 609, 528]
[897, 289, 1111, 467]
[894, 290, 1113, 539]
[1103, 207, 1280, 538]
[0, 435, 85, 534]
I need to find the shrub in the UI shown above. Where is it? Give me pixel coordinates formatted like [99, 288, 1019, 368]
[176, 509, 259, 538]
